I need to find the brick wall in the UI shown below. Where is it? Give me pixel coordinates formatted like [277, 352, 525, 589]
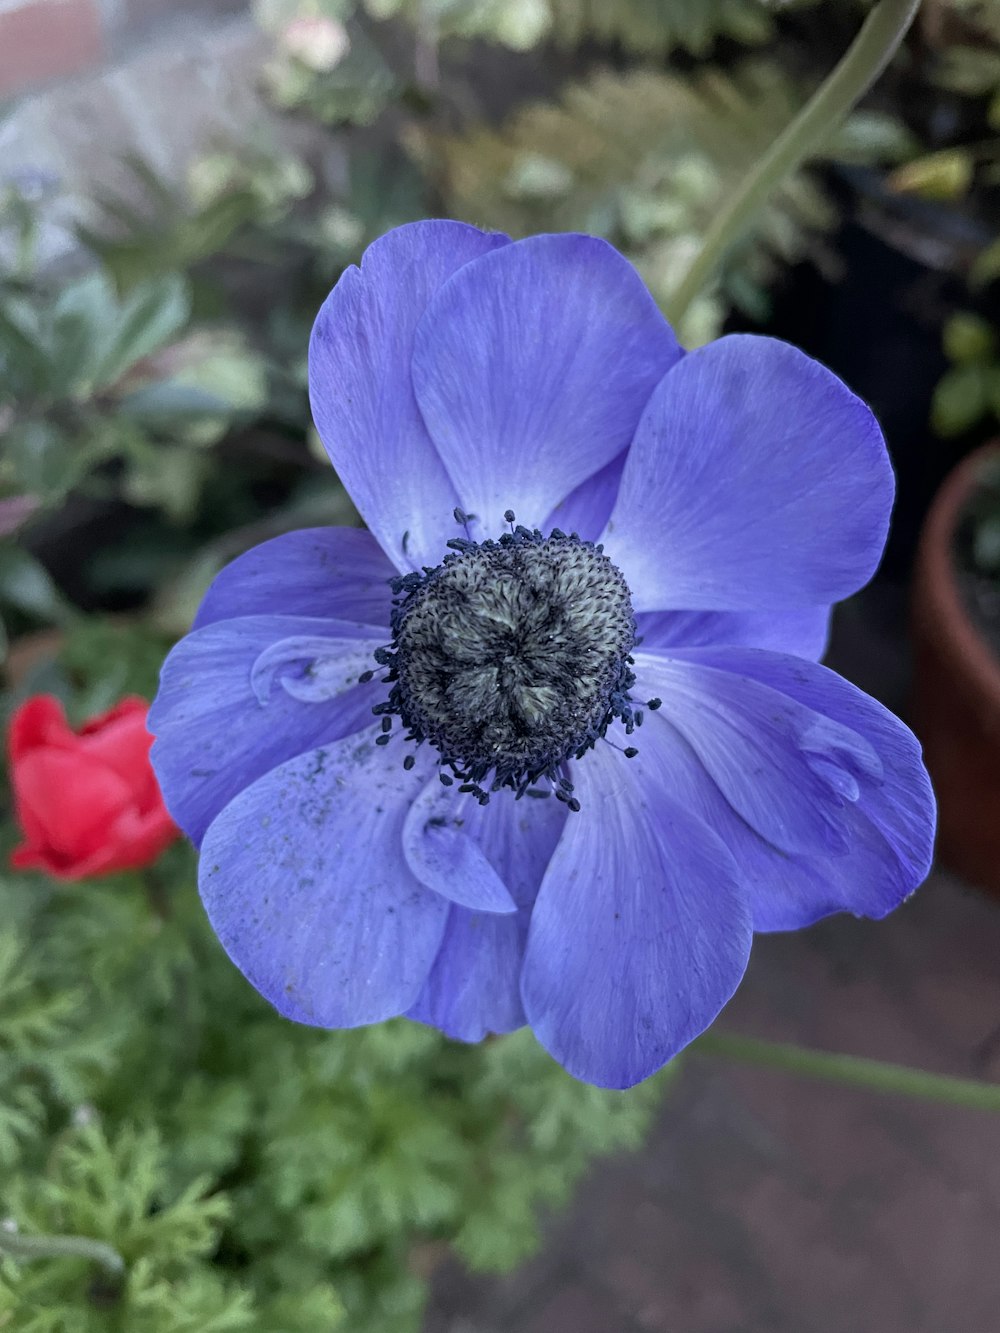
[0, 0, 248, 101]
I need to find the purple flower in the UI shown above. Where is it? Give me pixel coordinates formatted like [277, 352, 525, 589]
[149, 221, 935, 1089]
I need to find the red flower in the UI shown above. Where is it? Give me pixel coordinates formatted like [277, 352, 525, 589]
[7, 695, 178, 880]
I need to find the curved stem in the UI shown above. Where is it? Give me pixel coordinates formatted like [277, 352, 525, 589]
[698, 1031, 1000, 1113]
[666, 0, 922, 325]
[0, 1227, 125, 1276]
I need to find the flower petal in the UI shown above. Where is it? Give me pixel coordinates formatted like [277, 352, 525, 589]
[199, 728, 448, 1027]
[631, 650, 884, 858]
[632, 647, 935, 930]
[520, 736, 751, 1089]
[49, 803, 178, 881]
[604, 335, 893, 611]
[407, 907, 528, 1042]
[636, 607, 831, 662]
[402, 778, 517, 914]
[543, 453, 626, 544]
[407, 789, 566, 1042]
[8, 695, 75, 760]
[77, 698, 159, 811]
[150, 615, 381, 845]
[193, 528, 395, 631]
[309, 221, 510, 572]
[14, 749, 130, 861]
[412, 233, 681, 533]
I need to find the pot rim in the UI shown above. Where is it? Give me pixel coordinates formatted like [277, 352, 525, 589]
[914, 441, 1000, 710]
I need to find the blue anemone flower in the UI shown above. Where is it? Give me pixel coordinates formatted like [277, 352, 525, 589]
[150, 221, 935, 1090]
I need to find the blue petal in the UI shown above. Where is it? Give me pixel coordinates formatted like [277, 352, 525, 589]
[520, 736, 751, 1089]
[402, 777, 517, 914]
[632, 647, 935, 930]
[604, 335, 894, 611]
[309, 221, 510, 572]
[193, 527, 395, 631]
[542, 453, 626, 544]
[412, 233, 681, 534]
[150, 615, 381, 844]
[636, 606, 831, 662]
[199, 728, 448, 1026]
[407, 788, 566, 1042]
[407, 907, 528, 1043]
[630, 651, 884, 858]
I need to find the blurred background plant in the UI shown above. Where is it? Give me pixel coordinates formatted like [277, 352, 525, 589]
[5, 0, 1000, 1327]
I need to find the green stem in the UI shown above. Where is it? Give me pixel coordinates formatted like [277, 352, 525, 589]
[666, 0, 922, 325]
[0, 1227, 125, 1276]
[698, 1032, 1000, 1113]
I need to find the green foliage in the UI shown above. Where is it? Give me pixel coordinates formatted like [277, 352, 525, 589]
[77, 150, 313, 290]
[932, 1, 1000, 121]
[4, 0, 989, 1327]
[429, 60, 910, 343]
[932, 311, 1000, 436]
[362, 0, 810, 53]
[544, 0, 781, 56]
[0, 259, 268, 524]
[0, 839, 669, 1330]
[255, 1, 398, 123]
[0, 624, 669, 1330]
[260, 0, 778, 60]
[0, 1124, 255, 1333]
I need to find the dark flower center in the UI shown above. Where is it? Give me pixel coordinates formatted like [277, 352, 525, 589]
[368, 516, 643, 807]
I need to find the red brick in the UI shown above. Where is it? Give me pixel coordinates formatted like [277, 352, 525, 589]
[0, 0, 103, 99]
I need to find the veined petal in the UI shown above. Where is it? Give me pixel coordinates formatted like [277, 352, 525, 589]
[412, 233, 681, 534]
[402, 777, 517, 914]
[632, 650, 882, 859]
[521, 737, 751, 1089]
[636, 606, 831, 662]
[632, 647, 935, 930]
[150, 614, 381, 845]
[199, 728, 448, 1027]
[14, 749, 130, 859]
[604, 335, 893, 612]
[543, 453, 627, 544]
[309, 221, 510, 572]
[407, 787, 566, 1042]
[407, 907, 528, 1043]
[193, 527, 395, 631]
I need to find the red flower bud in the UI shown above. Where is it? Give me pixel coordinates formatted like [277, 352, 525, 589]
[7, 695, 178, 880]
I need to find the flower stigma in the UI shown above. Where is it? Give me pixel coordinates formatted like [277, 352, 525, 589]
[363, 511, 656, 808]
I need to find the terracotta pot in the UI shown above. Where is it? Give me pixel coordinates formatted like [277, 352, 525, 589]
[911, 442, 1000, 893]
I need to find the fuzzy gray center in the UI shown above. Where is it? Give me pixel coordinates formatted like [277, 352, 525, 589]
[391, 532, 636, 785]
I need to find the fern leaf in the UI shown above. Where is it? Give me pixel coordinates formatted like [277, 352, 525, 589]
[428, 59, 901, 339]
